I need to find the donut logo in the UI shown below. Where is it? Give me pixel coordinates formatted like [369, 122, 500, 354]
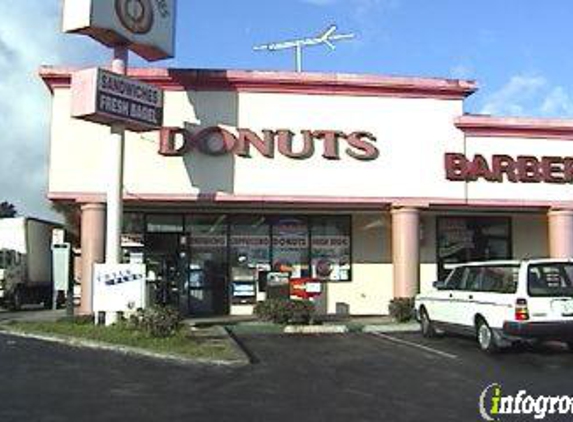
[115, 0, 154, 34]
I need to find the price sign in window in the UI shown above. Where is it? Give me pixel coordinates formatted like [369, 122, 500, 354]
[311, 217, 351, 281]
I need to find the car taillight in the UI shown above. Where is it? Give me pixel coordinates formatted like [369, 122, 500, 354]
[515, 298, 530, 321]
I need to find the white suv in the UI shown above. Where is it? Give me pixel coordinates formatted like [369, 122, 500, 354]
[414, 259, 573, 352]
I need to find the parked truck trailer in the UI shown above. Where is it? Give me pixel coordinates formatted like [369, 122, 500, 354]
[0, 218, 60, 310]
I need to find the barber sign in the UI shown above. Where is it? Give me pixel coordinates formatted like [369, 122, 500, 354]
[62, 0, 176, 61]
[71, 68, 164, 132]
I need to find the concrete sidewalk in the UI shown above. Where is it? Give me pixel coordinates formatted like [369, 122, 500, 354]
[0, 308, 65, 323]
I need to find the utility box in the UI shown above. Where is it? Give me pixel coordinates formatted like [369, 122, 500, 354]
[52, 242, 72, 313]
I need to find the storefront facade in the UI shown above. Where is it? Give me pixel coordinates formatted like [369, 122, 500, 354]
[41, 67, 573, 316]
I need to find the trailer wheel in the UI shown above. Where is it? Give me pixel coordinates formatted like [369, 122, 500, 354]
[43, 292, 53, 309]
[8, 288, 23, 311]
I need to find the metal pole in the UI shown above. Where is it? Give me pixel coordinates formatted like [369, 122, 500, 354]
[295, 43, 302, 72]
[106, 46, 128, 264]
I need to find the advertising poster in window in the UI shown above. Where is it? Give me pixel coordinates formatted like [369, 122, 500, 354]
[438, 218, 474, 260]
[272, 218, 309, 278]
[230, 235, 270, 268]
[311, 235, 351, 281]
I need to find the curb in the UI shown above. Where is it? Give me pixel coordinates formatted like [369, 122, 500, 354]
[0, 328, 249, 368]
[361, 323, 419, 334]
[284, 325, 349, 334]
[224, 326, 259, 364]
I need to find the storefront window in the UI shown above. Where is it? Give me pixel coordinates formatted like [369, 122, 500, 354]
[122, 213, 145, 263]
[437, 217, 511, 280]
[271, 216, 310, 278]
[123, 213, 144, 234]
[311, 216, 351, 281]
[138, 212, 354, 316]
[230, 216, 270, 266]
[229, 216, 269, 299]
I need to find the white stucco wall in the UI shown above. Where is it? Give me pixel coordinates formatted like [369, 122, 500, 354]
[465, 136, 573, 202]
[49, 88, 466, 201]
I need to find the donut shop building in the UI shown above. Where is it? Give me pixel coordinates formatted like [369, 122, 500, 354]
[41, 67, 573, 316]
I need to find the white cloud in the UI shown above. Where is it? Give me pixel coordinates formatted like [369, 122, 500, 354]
[479, 74, 562, 117]
[0, 0, 105, 220]
[450, 64, 474, 80]
[540, 86, 573, 116]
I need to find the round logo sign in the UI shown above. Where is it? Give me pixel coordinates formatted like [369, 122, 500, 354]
[115, 0, 154, 34]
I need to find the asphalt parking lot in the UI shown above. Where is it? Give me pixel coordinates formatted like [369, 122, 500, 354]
[1, 329, 573, 422]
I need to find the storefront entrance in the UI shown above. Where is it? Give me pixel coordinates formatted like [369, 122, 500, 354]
[436, 216, 512, 280]
[123, 213, 351, 317]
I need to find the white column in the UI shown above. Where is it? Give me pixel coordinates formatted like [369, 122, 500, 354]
[105, 46, 128, 264]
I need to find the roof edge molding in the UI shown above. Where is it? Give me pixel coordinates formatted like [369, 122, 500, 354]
[455, 115, 573, 140]
[39, 66, 477, 100]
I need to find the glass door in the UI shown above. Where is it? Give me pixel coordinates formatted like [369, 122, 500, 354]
[144, 232, 185, 310]
[186, 215, 229, 315]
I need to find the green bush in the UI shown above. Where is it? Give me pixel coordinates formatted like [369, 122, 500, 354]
[128, 306, 182, 338]
[254, 299, 315, 325]
[389, 298, 415, 322]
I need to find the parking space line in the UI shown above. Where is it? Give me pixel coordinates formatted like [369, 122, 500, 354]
[370, 332, 458, 360]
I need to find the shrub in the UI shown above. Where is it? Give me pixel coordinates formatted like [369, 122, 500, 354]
[254, 299, 315, 325]
[130, 306, 182, 338]
[389, 298, 415, 322]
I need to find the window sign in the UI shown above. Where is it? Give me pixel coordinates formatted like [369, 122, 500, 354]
[311, 217, 351, 281]
[272, 217, 309, 278]
[230, 216, 270, 268]
[146, 214, 183, 233]
[437, 217, 511, 280]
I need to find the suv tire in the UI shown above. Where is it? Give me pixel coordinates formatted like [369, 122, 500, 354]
[477, 319, 498, 353]
[420, 308, 436, 338]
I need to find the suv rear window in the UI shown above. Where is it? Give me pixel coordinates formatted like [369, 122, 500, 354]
[528, 263, 573, 297]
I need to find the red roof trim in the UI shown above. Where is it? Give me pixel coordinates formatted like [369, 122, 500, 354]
[455, 115, 573, 140]
[39, 66, 477, 99]
[48, 191, 568, 211]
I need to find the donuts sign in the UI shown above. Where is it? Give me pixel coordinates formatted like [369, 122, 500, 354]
[62, 0, 176, 61]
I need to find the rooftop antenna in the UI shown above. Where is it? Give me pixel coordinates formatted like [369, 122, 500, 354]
[254, 25, 355, 72]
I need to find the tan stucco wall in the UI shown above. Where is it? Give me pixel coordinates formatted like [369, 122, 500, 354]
[512, 213, 549, 259]
[420, 214, 438, 293]
[322, 213, 393, 315]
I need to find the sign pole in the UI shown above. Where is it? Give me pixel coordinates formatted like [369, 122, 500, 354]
[105, 45, 128, 264]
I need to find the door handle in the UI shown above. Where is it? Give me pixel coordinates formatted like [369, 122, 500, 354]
[468, 295, 473, 300]
[449, 293, 453, 298]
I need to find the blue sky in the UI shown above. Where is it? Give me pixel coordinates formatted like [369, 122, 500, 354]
[2, 0, 573, 218]
[136, 0, 573, 117]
